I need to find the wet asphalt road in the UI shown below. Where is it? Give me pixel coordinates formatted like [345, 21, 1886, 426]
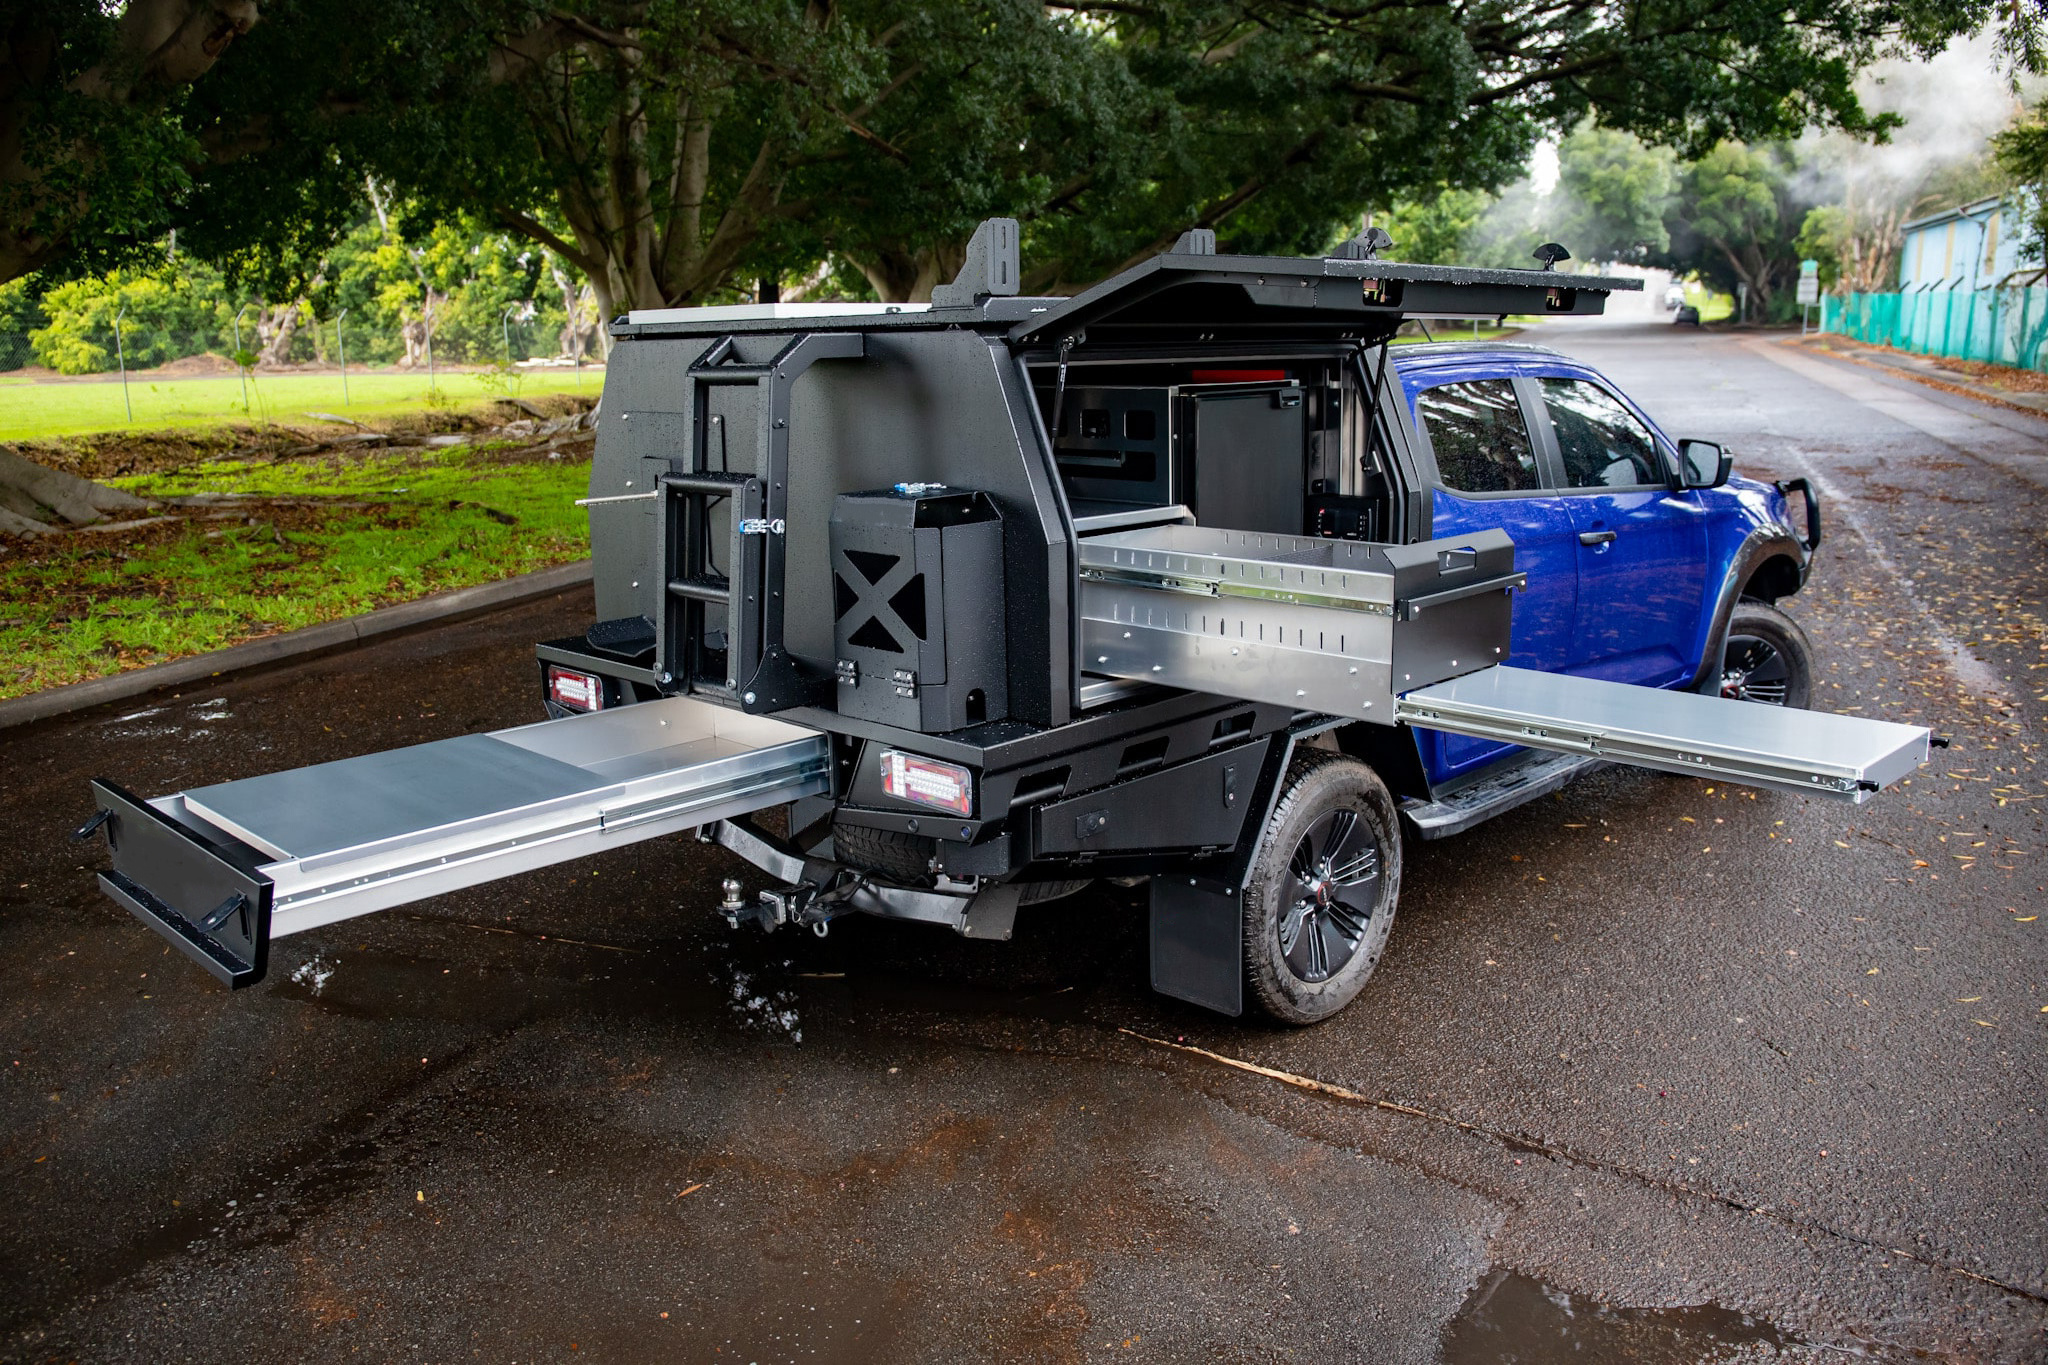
[2, 324, 2044, 1363]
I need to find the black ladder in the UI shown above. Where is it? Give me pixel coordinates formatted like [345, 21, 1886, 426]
[660, 331, 864, 713]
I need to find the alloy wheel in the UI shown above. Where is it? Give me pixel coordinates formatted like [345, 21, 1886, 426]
[1278, 807, 1384, 983]
[1720, 633, 1791, 705]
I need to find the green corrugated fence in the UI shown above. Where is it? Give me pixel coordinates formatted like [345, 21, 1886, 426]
[1822, 287, 2048, 371]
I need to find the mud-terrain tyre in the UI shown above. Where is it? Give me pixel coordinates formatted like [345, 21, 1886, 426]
[831, 821, 1091, 905]
[1242, 751, 1402, 1026]
[1719, 601, 1814, 709]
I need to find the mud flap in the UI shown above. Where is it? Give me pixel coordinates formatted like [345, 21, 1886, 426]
[1149, 875, 1242, 1016]
[1146, 728, 1304, 1017]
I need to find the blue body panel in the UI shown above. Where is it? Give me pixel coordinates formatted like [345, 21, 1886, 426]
[1392, 344, 1800, 789]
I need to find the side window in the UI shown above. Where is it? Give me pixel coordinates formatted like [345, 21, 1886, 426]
[1417, 379, 1539, 494]
[1542, 378, 1665, 488]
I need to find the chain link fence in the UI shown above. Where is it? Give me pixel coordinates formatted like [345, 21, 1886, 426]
[1822, 285, 2048, 371]
[0, 313, 608, 437]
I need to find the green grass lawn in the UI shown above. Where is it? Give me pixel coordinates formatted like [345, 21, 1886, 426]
[0, 439, 592, 700]
[0, 366, 605, 443]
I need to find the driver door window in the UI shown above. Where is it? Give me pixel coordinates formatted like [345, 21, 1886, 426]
[1541, 378, 1665, 488]
[1538, 375, 1708, 687]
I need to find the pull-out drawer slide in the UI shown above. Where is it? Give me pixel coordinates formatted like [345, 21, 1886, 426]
[89, 698, 829, 987]
[1396, 666, 1927, 802]
[1076, 523, 1521, 715]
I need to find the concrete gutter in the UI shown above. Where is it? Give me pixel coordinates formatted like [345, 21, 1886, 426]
[1787, 335, 2048, 419]
[0, 559, 593, 732]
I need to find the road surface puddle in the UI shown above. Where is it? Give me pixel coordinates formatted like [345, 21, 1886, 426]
[1441, 1268, 1796, 1362]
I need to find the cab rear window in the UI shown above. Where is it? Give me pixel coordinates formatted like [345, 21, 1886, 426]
[1418, 379, 1538, 494]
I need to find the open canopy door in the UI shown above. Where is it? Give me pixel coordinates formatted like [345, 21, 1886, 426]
[1010, 252, 1642, 349]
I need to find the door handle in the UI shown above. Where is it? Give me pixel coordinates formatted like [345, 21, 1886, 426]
[1578, 530, 1617, 546]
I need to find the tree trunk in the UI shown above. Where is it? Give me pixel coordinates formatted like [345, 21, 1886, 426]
[399, 292, 442, 370]
[845, 243, 967, 303]
[255, 300, 302, 368]
[0, 445, 150, 535]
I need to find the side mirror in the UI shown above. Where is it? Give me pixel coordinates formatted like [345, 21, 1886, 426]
[1678, 438, 1732, 490]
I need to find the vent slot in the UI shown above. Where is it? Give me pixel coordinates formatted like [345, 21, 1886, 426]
[1210, 712, 1255, 747]
[888, 574, 928, 640]
[1009, 765, 1072, 807]
[845, 549, 898, 585]
[848, 617, 903, 654]
[1116, 735, 1171, 777]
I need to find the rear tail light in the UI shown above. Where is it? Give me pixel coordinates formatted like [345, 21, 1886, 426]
[880, 750, 974, 817]
[548, 666, 605, 712]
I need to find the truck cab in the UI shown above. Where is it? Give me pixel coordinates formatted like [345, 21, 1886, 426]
[1391, 342, 1817, 800]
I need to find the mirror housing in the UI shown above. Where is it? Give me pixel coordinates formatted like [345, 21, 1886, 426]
[1678, 438, 1732, 490]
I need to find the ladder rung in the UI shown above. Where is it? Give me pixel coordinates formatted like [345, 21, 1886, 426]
[668, 575, 732, 605]
[664, 471, 753, 498]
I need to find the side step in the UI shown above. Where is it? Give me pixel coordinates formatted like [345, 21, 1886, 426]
[87, 698, 829, 987]
[1395, 666, 1926, 803]
[1400, 750, 1607, 840]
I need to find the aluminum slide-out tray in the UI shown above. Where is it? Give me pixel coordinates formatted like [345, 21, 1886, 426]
[89, 697, 828, 987]
[1396, 666, 1928, 803]
[1075, 521, 1521, 715]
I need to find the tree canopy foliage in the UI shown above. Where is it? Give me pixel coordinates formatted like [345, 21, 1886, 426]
[3, 0, 2029, 312]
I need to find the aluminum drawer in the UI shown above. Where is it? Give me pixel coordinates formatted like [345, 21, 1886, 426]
[89, 697, 828, 986]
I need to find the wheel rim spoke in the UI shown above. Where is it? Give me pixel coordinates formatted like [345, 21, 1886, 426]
[1279, 900, 1310, 957]
[1327, 847, 1378, 886]
[1321, 897, 1368, 941]
[1723, 633, 1792, 706]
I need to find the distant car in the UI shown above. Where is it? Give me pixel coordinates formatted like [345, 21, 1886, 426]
[1673, 304, 1701, 326]
[1663, 284, 1686, 310]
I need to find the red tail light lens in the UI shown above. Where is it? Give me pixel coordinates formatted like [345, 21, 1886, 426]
[548, 666, 604, 712]
[880, 750, 974, 817]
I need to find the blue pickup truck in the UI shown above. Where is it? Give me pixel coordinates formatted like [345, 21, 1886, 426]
[1387, 341, 1821, 836]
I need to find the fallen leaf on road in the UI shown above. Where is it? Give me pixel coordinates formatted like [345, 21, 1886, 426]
[675, 1183, 704, 1199]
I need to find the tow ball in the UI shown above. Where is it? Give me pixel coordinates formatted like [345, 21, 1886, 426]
[719, 876, 836, 937]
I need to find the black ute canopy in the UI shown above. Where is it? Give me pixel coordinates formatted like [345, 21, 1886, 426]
[1010, 251, 1642, 348]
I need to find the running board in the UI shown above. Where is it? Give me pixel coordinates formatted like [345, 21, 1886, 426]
[85, 698, 829, 987]
[1401, 750, 1608, 840]
[1395, 666, 1927, 803]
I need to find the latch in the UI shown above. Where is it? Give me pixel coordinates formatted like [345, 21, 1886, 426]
[738, 517, 786, 536]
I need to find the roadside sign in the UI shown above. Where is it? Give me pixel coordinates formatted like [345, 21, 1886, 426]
[1799, 259, 1819, 276]
[1796, 274, 1819, 306]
